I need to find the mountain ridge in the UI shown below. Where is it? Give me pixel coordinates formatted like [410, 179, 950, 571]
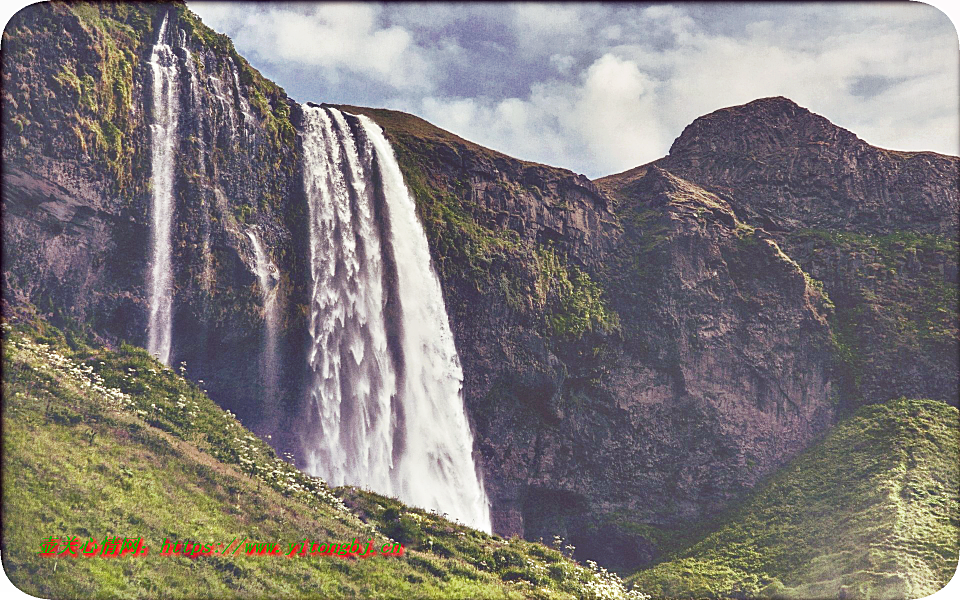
[597, 96, 959, 237]
[598, 96, 958, 210]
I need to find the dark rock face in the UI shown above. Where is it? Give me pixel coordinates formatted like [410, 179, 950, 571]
[601, 168, 836, 518]
[338, 105, 619, 271]
[2, 4, 309, 453]
[466, 167, 834, 570]
[346, 105, 839, 569]
[598, 97, 959, 411]
[658, 96, 958, 236]
[2, 6, 954, 575]
[2, 163, 147, 343]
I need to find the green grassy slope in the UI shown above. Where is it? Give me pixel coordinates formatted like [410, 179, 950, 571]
[628, 397, 959, 599]
[0, 317, 644, 600]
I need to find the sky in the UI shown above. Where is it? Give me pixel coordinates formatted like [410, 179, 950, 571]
[185, 2, 960, 179]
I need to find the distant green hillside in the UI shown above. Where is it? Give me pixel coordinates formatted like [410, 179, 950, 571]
[0, 315, 643, 600]
[628, 397, 959, 599]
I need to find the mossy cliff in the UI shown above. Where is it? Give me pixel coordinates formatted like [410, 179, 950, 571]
[601, 96, 959, 414]
[3, 1, 308, 451]
[784, 229, 958, 410]
[3, 3, 636, 567]
[338, 109, 838, 572]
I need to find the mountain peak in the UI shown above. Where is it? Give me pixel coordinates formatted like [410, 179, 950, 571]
[652, 96, 959, 237]
[667, 96, 861, 160]
[739, 95, 803, 110]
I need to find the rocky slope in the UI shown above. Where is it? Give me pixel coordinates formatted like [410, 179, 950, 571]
[2, 2, 956, 579]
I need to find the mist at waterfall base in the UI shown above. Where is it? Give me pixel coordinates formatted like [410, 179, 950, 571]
[300, 104, 492, 532]
[246, 229, 281, 434]
[144, 19, 492, 532]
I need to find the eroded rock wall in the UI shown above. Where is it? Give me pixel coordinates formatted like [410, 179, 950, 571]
[2, 3, 309, 450]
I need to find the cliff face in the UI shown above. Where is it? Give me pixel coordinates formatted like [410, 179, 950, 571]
[3, 3, 309, 449]
[599, 97, 959, 411]
[2, 3, 955, 575]
[600, 167, 835, 526]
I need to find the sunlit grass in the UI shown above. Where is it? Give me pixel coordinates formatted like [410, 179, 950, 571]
[628, 397, 959, 599]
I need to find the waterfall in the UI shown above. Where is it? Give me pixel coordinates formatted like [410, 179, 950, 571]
[246, 229, 281, 426]
[302, 104, 491, 532]
[146, 12, 179, 366]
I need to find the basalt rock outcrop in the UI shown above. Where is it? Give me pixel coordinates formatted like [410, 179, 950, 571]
[600, 97, 959, 412]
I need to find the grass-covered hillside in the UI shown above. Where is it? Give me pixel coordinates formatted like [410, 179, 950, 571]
[0, 315, 644, 600]
[628, 397, 959, 599]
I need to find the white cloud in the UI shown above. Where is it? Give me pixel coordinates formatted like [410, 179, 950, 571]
[188, 1, 959, 177]
[510, 3, 594, 48]
[549, 54, 576, 76]
[413, 53, 665, 176]
[191, 2, 431, 91]
[641, 4, 696, 41]
[636, 6, 960, 159]
[572, 54, 663, 170]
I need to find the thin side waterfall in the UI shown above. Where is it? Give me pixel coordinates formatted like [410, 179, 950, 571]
[246, 229, 281, 423]
[146, 12, 179, 365]
[302, 104, 492, 532]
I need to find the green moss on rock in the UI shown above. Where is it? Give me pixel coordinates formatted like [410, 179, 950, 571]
[786, 229, 959, 408]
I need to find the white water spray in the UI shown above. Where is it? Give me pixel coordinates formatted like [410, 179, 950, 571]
[246, 229, 281, 417]
[146, 12, 179, 365]
[302, 105, 491, 532]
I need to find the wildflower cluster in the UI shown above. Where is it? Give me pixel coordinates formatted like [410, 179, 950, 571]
[174, 394, 200, 425]
[551, 534, 577, 558]
[215, 418, 348, 513]
[581, 560, 650, 600]
[6, 335, 132, 410]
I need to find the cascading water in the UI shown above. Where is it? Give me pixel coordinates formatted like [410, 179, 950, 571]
[146, 12, 179, 365]
[246, 229, 281, 424]
[302, 104, 492, 532]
